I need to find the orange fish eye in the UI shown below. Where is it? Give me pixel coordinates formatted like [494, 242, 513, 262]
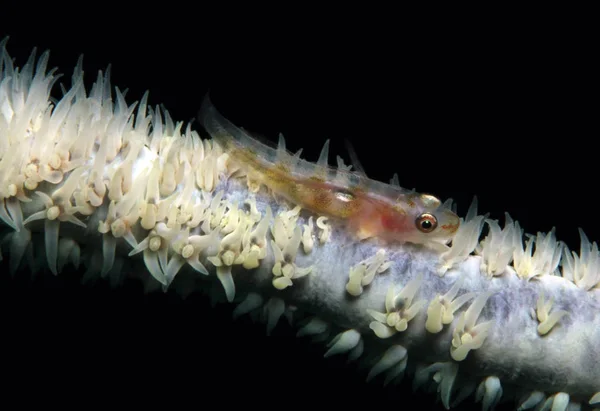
[416, 213, 438, 233]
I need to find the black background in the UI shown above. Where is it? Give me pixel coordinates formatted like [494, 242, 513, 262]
[1, 15, 596, 411]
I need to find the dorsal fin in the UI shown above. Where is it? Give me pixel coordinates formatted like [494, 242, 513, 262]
[333, 155, 353, 186]
[278, 133, 286, 151]
[317, 139, 330, 167]
[344, 139, 367, 176]
[336, 155, 352, 172]
[390, 173, 400, 187]
[277, 133, 288, 163]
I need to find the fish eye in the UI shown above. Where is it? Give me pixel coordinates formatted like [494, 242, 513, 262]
[416, 213, 438, 233]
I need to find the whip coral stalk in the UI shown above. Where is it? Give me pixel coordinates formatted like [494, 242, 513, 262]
[1, 39, 598, 411]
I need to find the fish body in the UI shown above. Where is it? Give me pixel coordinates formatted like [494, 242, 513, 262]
[200, 97, 459, 249]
